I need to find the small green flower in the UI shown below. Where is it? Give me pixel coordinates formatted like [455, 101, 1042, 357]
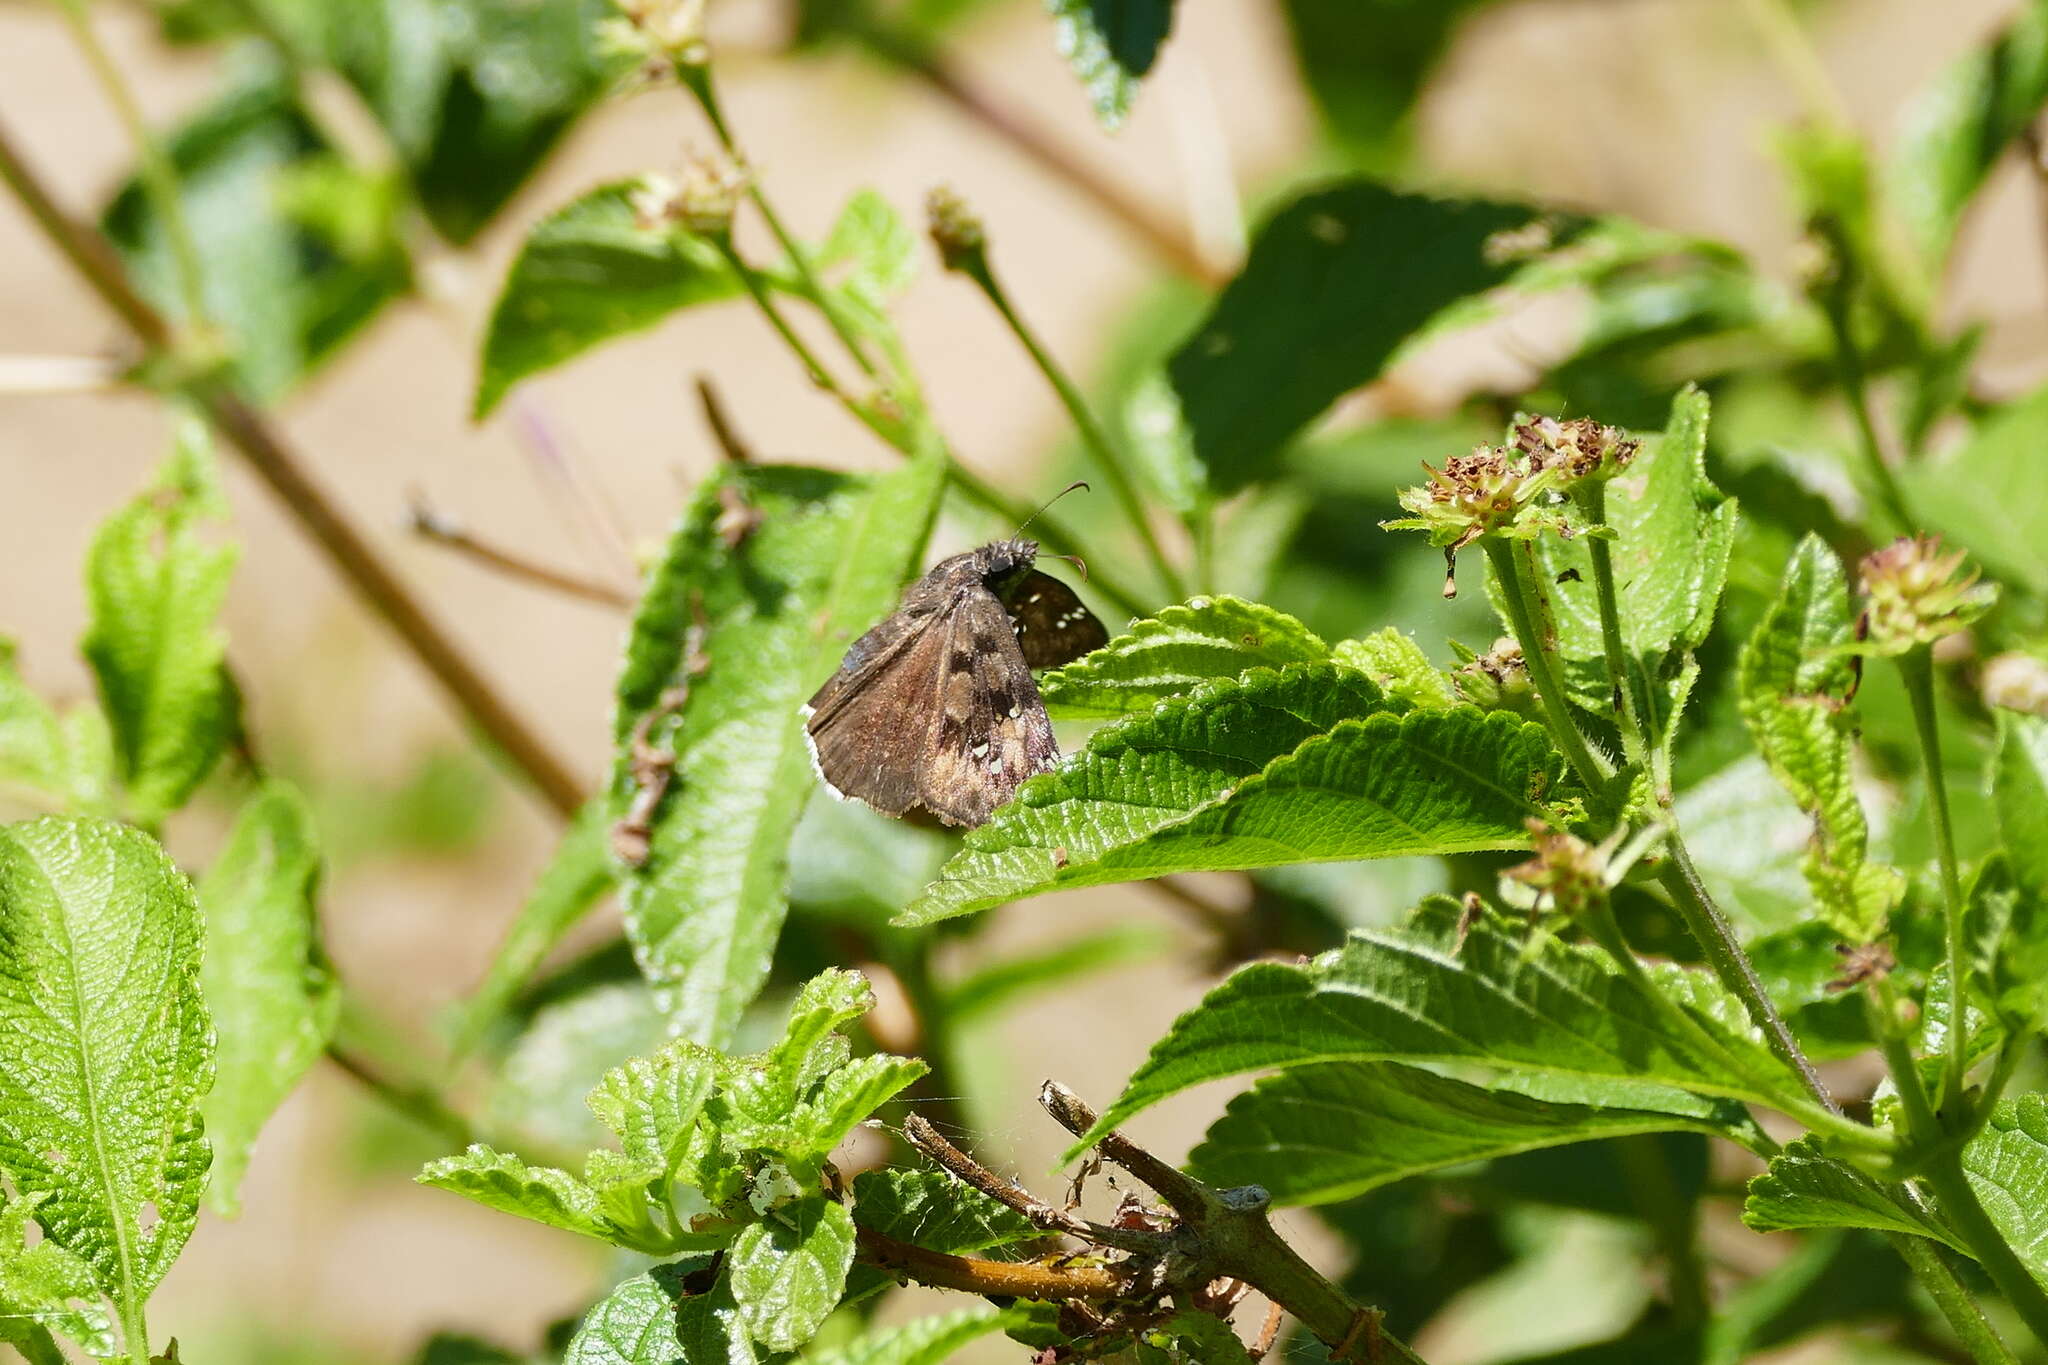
[925, 186, 986, 274]
[1506, 819, 1608, 919]
[629, 154, 748, 237]
[600, 0, 709, 66]
[1856, 534, 1995, 655]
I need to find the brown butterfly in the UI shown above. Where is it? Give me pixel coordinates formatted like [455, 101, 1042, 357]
[803, 536, 1108, 828]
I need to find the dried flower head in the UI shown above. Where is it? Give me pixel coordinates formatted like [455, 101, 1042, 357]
[1511, 414, 1639, 483]
[1857, 535, 1995, 655]
[1825, 941, 1896, 994]
[1506, 819, 1607, 918]
[601, 0, 709, 66]
[925, 186, 986, 273]
[1387, 446, 1557, 553]
[629, 153, 748, 237]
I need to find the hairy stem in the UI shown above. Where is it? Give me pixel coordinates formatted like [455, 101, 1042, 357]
[1481, 539, 1611, 792]
[1579, 484, 1655, 775]
[959, 251, 1185, 600]
[1817, 257, 1914, 536]
[1921, 1149, 2048, 1345]
[1887, 1233, 2021, 1365]
[55, 0, 208, 327]
[1898, 647, 1970, 1117]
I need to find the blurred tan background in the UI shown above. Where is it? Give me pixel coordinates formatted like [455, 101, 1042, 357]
[0, 0, 2039, 1358]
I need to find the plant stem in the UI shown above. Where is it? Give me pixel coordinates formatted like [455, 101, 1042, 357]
[712, 235, 841, 391]
[1657, 834, 1842, 1121]
[1733, 0, 1853, 130]
[54, 0, 209, 328]
[678, 64, 880, 380]
[1887, 1233, 2022, 1365]
[1898, 647, 1970, 1116]
[1613, 1134, 1708, 1327]
[1481, 539, 1611, 793]
[324, 1041, 476, 1149]
[0, 117, 588, 819]
[1580, 484, 1655, 775]
[845, 20, 1223, 287]
[1819, 271, 1914, 536]
[960, 252, 1186, 600]
[1922, 1148, 2048, 1345]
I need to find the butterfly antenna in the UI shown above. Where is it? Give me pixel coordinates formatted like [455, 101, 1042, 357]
[1015, 480, 1090, 536]
[1050, 553, 1089, 581]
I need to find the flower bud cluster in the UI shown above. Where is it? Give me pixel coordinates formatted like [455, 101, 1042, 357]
[925, 186, 986, 274]
[601, 0, 709, 67]
[629, 153, 749, 237]
[1386, 416, 1636, 554]
[1856, 534, 1994, 656]
[1506, 819, 1608, 919]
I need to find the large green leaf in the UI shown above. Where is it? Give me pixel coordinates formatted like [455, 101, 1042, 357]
[1190, 1060, 1744, 1206]
[1738, 535, 1899, 941]
[1908, 381, 2048, 593]
[1086, 899, 1816, 1145]
[849, 1167, 1039, 1258]
[102, 60, 409, 400]
[1742, 1139, 1962, 1249]
[454, 798, 615, 1051]
[612, 456, 944, 1042]
[0, 817, 212, 1319]
[900, 666, 1556, 924]
[82, 427, 239, 827]
[198, 781, 338, 1216]
[1960, 1092, 2048, 1290]
[474, 182, 743, 418]
[1046, 0, 1175, 127]
[1169, 182, 1627, 491]
[1038, 595, 1330, 717]
[0, 1191, 115, 1358]
[1890, 0, 2048, 269]
[729, 1196, 857, 1351]
[416, 1144, 645, 1249]
[1518, 387, 1735, 724]
[565, 1261, 756, 1365]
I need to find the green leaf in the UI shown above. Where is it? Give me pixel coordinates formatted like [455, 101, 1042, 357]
[586, 1039, 720, 1184]
[198, 781, 338, 1216]
[1330, 629, 1459, 710]
[1983, 730, 2048, 1029]
[1138, 1310, 1256, 1365]
[901, 666, 1556, 925]
[612, 456, 944, 1043]
[1277, 0, 1492, 169]
[1045, 0, 1175, 127]
[798, 1305, 1013, 1365]
[1085, 898, 1814, 1146]
[1742, 1139, 1963, 1250]
[1038, 596, 1330, 717]
[849, 1167, 1039, 1258]
[0, 1191, 116, 1357]
[0, 817, 212, 1316]
[1908, 381, 2048, 593]
[794, 1055, 927, 1158]
[101, 60, 409, 398]
[455, 799, 615, 1052]
[412, 1334, 524, 1365]
[82, 425, 239, 826]
[1121, 369, 1207, 515]
[729, 1197, 856, 1351]
[1739, 535, 1900, 941]
[566, 1260, 756, 1365]
[818, 190, 917, 309]
[0, 644, 111, 814]
[489, 982, 668, 1155]
[770, 969, 878, 1083]
[1673, 756, 1813, 937]
[1960, 1092, 2048, 1290]
[1997, 714, 2048, 901]
[1516, 389, 1735, 728]
[1170, 182, 1612, 491]
[416, 1145, 632, 1248]
[1890, 0, 2048, 269]
[474, 181, 742, 418]
[1190, 1060, 1744, 1207]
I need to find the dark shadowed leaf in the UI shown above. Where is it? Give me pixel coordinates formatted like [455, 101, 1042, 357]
[1046, 0, 1176, 126]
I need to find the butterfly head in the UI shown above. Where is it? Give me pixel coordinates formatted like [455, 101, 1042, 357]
[970, 537, 1040, 590]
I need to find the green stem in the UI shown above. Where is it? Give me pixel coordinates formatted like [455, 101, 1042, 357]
[1481, 539, 1611, 793]
[1656, 835, 1844, 1125]
[1871, 981, 1943, 1149]
[712, 235, 840, 392]
[55, 0, 209, 328]
[324, 1042, 475, 1150]
[1898, 647, 1969, 1117]
[1613, 1134, 1708, 1327]
[119, 1300, 150, 1365]
[1887, 1233, 2022, 1365]
[1733, 0, 1853, 128]
[1580, 484, 1655, 775]
[678, 64, 879, 380]
[960, 253, 1186, 601]
[1819, 268, 1914, 536]
[1922, 1148, 2048, 1345]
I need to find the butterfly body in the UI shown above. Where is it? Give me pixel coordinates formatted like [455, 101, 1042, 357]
[803, 537, 1107, 828]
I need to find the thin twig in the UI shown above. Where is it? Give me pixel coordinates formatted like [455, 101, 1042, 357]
[854, 1225, 1126, 1299]
[0, 117, 588, 819]
[902, 1114, 1158, 1254]
[696, 376, 757, 463]
[408, 496, 634, 608]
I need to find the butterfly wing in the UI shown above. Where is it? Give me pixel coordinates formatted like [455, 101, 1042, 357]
[1006, 570, 1109, 669]
[803, 606, 948, 817]
[917, 586, 1062, 827]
